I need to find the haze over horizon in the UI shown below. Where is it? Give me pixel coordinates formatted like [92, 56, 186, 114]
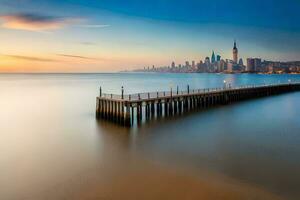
[0, 0, 300, 72]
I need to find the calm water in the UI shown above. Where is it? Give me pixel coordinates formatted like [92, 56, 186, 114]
[1, 73, 300, 200]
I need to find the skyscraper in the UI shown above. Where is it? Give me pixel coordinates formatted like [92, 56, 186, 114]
[254, 58, 262, 71]
[216, 55, 221, 62]
[247, 58, 255, 72]
[205, 57, 210, 65]
[227, 61, 233, 73]
[192, 60, 196, 69]
[185, 61, 190, 67]
[171, 61, 175, 68]
[233, 40, 238, 64]
[239, 58, 243, 66]
[211, 51, 216, 63]
[246, 58, 261, 72]
[204, 57, 210, 71]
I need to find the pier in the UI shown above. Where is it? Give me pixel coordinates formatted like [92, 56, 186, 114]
[96, 82, 300, 127]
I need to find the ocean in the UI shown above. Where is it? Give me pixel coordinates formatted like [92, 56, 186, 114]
[1, 73, 300, 200]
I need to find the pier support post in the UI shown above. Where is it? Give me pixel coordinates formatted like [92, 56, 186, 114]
[156, 101, 159, 117]
[116, 102, 120, 123]
[131, 105, 134, 125]
[137, 103, 142, 124]
[174, 100, 178, 114]
[169, 101, 173, 115]
[112, 101, 116, 122]
[164, 101, 168, 116]
[125, 103, 131, 127]
[120, 102, 124, 124]
[145, 103, 150, 120]
[137, 104, 140, 123]
[183, 98, 188, 112]
[96, 98, 100, 118]
[151, 102, 155, 117]
[107, 101, 111, 119]
[178, 100, 182, 114]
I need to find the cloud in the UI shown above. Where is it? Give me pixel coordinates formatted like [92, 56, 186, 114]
[2, 54, 58, 62]
[56, 54, 118, 62]
[0, 13, 110, 32]
[76, 24, 110, 28]
[56, 54, 99, 60]
[0, 13, 79, 32]
[80, 42, 97, 45]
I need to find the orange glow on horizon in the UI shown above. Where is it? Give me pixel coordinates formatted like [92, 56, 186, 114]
[0, 53, 177, 72]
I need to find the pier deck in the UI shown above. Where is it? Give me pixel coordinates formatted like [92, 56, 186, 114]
[96, 82, 300, 127]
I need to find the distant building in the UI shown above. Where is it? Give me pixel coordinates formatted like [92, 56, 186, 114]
[247, 58, 262, 72]
[254, 58, 262, 71]
[192, 60, 196, 69]
[171, 61, 175, 68]
[227, 61, 233, 73]
[239, 58, 243, 66]
[220, 59, 226, 71]
[185, 61, 190, 67]
[247, 58, 255, 72]
[205, 57, 210, 64]
[216, 55, 221, 62]
[233, 40, 238, 64]
[205, 56, 210, 67]
[211, 51, 216, 63]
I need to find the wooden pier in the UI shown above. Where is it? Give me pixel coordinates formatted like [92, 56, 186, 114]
[96, 82, 300, 127]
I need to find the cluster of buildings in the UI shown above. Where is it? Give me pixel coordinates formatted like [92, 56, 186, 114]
[135, 41, 300, 74]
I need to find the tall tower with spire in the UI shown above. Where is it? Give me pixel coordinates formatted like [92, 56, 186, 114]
[233, 40, 238, 64]
[211, 50, 216, 63]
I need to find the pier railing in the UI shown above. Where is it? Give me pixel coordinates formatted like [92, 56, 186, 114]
[99, 82, 299, 102]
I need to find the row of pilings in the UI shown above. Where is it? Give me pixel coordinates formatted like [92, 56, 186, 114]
[96, 83, 300, 127]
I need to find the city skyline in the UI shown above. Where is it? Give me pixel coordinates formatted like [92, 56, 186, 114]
[0, 0, 300, 72]
[137, 41, 300, 74]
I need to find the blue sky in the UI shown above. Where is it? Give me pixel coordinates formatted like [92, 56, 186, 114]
[0, 0, 299, 72]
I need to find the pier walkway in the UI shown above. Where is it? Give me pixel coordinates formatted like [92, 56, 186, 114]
[96, 82, 300, 127]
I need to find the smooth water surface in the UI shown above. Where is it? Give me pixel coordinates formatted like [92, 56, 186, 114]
[1, 73, 300, 200]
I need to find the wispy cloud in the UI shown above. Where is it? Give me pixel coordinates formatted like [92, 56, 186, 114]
[76, 24, 110, 28]
[0, 13, 78, 32]
[80, 42, 97, 45]
[2, 54, 58, 62]
[56, 54, 118, 62]
[0, 13, 110, 32]
[56, 54, 98, 60]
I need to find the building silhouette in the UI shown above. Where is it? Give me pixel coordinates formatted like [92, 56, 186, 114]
[171, 61, 175, 68]
[247, 58, 262, 72]
[239, 58, 243, 66]
[233, 40, 238, 64]
[211, 51, 216, 63]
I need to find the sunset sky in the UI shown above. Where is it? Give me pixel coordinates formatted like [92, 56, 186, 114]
[0, 0, 300, 72]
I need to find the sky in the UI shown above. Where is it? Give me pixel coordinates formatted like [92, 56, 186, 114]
[0, 0, 300, 72]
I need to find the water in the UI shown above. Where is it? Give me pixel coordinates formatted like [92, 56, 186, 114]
[1, 73, 300, 200]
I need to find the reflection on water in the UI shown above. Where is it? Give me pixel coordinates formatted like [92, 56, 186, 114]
[0, 73, 300, 200]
